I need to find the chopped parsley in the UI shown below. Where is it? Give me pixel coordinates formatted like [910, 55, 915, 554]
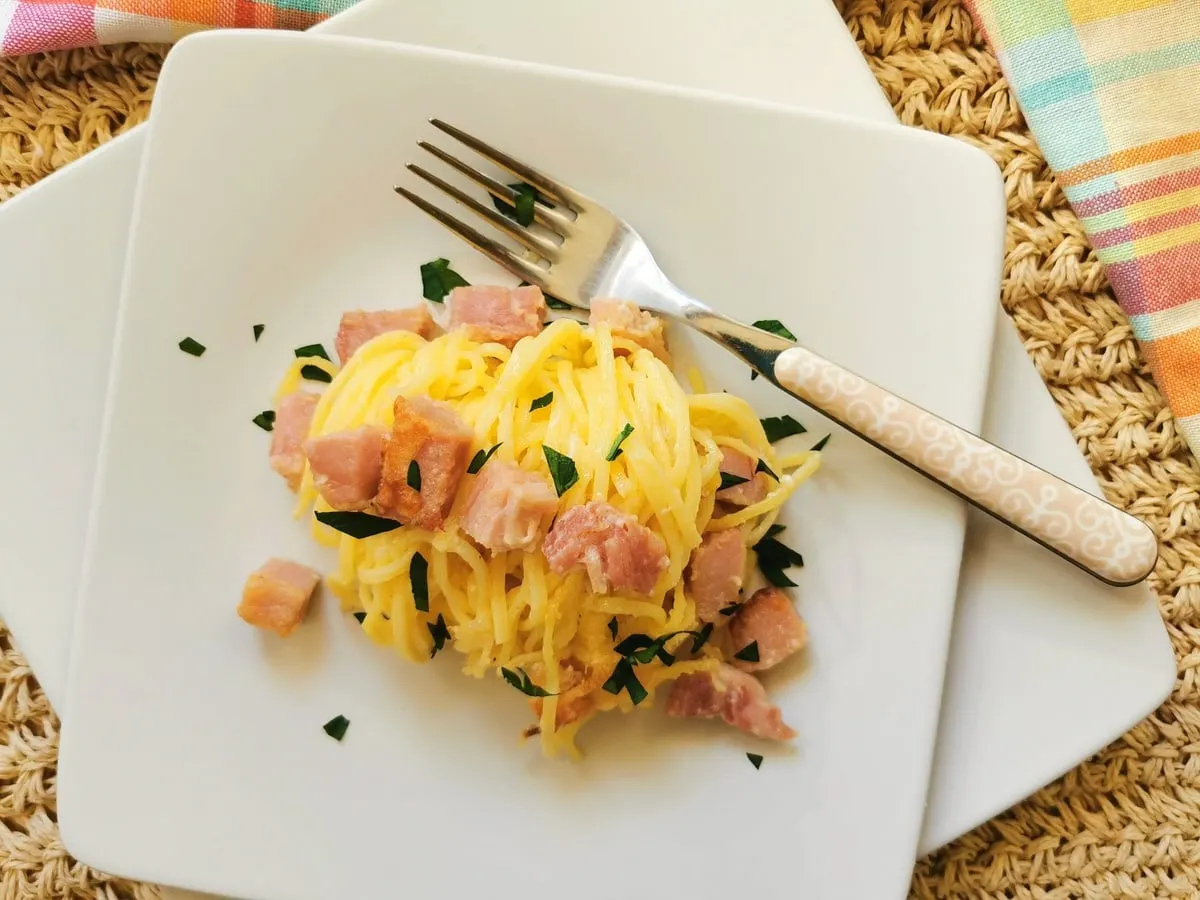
[755, 458, 779, 481]
[603, 625, 713, 704]
[178, 337, 206, 357]
[754, 530, 805, 588]
[300, 364, 333, 383]
[420, 257, 469, 302]
[542, 445, 579, 496]
[719, 603, 742, 617]
[811, 434, 831, 452]
[501, 667, 555, 697]
[719, 471, 750, 491]
[752, 319, 797, 342]
[545, 295, 572, 310]
[294, 343, 330, 360]
[602, 658, 648, 705]
[492, 182, 552, 227]
[428, 614, 451, 658]
[608, 617, 619, 640]
[410, 552, 429, 612]
[733, 641, 760, 663]
[407, 460, 421, 491]
[605, 423, 634, 461]
[765, 523, 786, 538]
[467, 442, 502, 475]
[761, 415, 806, 442]
[314, 510, 402, 539]
[252, 410, 275, 432]
[323, 715, 350, 742]
[253, 324, 265, 342]
[530, 391, 554, 411]
[353, 611, 366, 624]
[747, 753, 764, 770]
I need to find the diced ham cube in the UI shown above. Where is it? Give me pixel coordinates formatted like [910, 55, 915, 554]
[729, 587, 808, 673]
[303, 426, 385, 511]
[448, 284, 546, 348]
[542, 501, 669, 596]
[718, 448, 768, 506]
[269, 391, 319, 491]
[589, 297, 670, 362]
[461, 460, 558, 551]
[665, 663, 796, 741]
[335, 307, 435, 363]
[687, 529, 747, 622]
[237, 558, 321, 637]
[375, 396, 474, 530]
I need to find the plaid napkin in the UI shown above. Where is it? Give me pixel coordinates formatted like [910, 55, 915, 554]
[967, 0, 1200, 454]
[4, 0, 1200, 456]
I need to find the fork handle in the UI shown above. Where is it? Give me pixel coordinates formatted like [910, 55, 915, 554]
[771, 345, 1157, 586]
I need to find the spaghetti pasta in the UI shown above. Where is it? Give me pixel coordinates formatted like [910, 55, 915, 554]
[276, 308, 820, 756]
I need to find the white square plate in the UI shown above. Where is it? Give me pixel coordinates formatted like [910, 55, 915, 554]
[58, 32, 1003, 900]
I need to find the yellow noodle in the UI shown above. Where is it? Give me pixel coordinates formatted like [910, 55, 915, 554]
[275, 317, 819, 756]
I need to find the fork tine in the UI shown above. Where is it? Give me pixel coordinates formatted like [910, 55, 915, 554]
[406, 164, 561, 261]
[393, 185, 548, 288]
[418, 141, 575, 235]
[430, 119, 585, 209]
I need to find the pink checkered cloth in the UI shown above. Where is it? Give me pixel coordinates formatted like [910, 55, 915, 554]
[0, 0, 350, 55]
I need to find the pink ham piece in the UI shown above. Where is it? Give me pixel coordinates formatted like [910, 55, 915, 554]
[542, 501, 669, 596]
[461, 460, 559, 551]
[375, 396, 474, 531]
[665, 663, 796, 741]
[589, 297, 670, 362]
[448, 284, 546, 348]
[729, 587, 808, 673]
[269, 391, 319, 491]
[302, 426, 386, 511]
[237, 558, 321, 638]
[718, 448, 768, 506]
[687, 529, 748, 623]
[335, 307, 435, 364]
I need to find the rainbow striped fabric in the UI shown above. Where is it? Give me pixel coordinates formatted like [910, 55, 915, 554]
[3, 0, 1200, 455]
[967, 0, 1200, 454]
[0, 0, 350, 54]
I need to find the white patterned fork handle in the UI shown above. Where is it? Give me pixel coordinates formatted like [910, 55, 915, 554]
[395, 119, 1159, 587]
[772, 344, 1158, 586]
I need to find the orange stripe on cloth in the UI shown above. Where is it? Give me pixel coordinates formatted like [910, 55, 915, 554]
[1142, 326, 1200, 418]
[1060, 131, 1200, 186]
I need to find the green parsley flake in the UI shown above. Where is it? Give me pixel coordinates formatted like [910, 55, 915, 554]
[420, 257, 469, 303]
[542, 445, 579, 496]
[314, 510, 401, 539]
[719, 471, 750, 491]
[407, 460, 421, 491]
[252, 410, 275, 432]
[467, 442, 502, 475]
[733, 641, 760, 663]
[752, 319, 797, 341]
[178, 337, 206, 357]
[323, 715, 350, 742]
[747, 753, 764, 770]
[755, 458, 779, 481]
[761, 415, 806, 442]
[411, 552, 429, 612]
[428, 614, 451, 658]
[530, 391, 554, 411]
[300, 364, 332, 383]
[253, 324, 265, 342]
[294, 343, 330, 360]
[811, 434, 831, 452]
[501, 667, 555, 697]
[605, 423, 634, 461]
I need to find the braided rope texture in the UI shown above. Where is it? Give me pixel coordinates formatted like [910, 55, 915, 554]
[1, 2, 1199, 896]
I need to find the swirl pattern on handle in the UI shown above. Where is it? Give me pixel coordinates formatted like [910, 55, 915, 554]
[774, 347, 1157, 585]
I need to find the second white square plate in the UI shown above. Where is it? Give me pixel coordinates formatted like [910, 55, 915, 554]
[59, 32, 1003, 900]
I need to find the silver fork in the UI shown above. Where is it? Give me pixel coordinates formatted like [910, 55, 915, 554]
[395, 118, 1157, 588]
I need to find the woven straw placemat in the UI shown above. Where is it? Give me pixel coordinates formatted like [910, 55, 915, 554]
[2, 2, 1198, 897]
